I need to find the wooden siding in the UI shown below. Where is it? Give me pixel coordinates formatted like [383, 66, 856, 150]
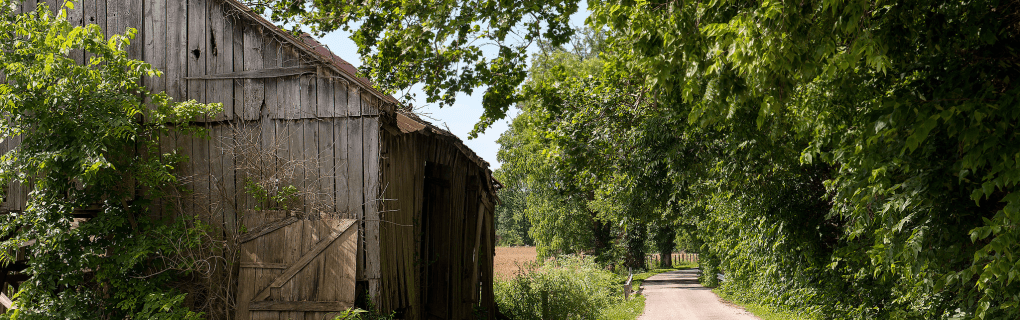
[380, 125, 497, 320]
[0, 0, 386, 221]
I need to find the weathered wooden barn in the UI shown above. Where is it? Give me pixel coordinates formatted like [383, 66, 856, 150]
[0, 1, 500, 319]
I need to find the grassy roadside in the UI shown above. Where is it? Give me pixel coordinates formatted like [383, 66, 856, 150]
[713, 289, 821, 320]
[600, 262, 700, 320]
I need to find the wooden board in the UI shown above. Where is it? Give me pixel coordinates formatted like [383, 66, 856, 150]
[300, 76, 316, 212]
[317, 119, 335, 213]
[333, 119, 349, 218]
[242, 22, 265, 121]
[363, 116, 381, 304]
[107, 0, 142, 59]
[208, 0, 234, 121]
[347, 86, 361, 117]
[165, 0, 187, 101]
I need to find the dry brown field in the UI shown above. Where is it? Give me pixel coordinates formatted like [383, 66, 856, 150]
[494, 246, 538, 279]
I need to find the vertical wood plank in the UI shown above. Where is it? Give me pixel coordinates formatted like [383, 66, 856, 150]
[213, 125, 237, 235]
[333, 80, 348, 118]
[187, 0, 207, 102]
[208, 0, 234, 121]
[300, 76, 316, 211]
[194, 125, 212, 221]
[42, 0, 57, 15]
[157, 131, 175, 220]
[280, 47, 300, 120]
[316, 75, 335, 215]
[334, 119, 349, 218]
[82, 0, 105, 66]
[174, 131, 194, 217]
[142, 0, 167, 220]
[165, 0, 186, 100]
[280, 217, 303, 310]
[186, 0, 207, 220]
[347, 118, 363, 280]
[107, 0, 141, 59]
[318, 77, 334, 120]
[363, 117, 381, 306]
[362, 96, 378, 116]
[67, 0, 86, 64]
[262, 39, 280, 120]
[243, 22, 265, 121]
[317, 119, 335, 213]
[20, 0, 38, 15]
[142, 0, 166, 95]
[347, 118, 363, 221]
[286, 119, 303, 212]
[348, 86, 361, 117]
[220, 126, 237, 234]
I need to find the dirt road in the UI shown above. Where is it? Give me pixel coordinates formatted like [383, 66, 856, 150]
[638, 269, 759, 320]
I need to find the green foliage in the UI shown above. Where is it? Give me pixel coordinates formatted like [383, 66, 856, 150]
[330, 307, 394, 320]
[494, 256, 626, 320]
[493, 170, 533, 246]
[0, 1, 219, 318]
[251, 0, 581, 137]
[243, 177, 300, 211]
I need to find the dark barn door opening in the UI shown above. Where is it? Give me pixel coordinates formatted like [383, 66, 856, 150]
[422, 161, 453, 319]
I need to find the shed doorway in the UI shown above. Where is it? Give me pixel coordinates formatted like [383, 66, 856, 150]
[421, 161, 453, 319]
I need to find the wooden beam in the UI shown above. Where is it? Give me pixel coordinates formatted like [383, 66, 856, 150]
[238, 216, 299, 244]
[252, 219, 357, 301]
[240, 262, 289, 269]
[185, 67, 316, 80]
[248, 300, 352, 311]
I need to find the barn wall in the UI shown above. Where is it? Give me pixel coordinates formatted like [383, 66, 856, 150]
[380, 128, 497, 320]
[379, 130, 426, 319]
[0, 0, 386, 222]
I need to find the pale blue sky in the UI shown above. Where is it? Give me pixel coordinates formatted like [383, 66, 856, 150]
[315, 1, 589, 170]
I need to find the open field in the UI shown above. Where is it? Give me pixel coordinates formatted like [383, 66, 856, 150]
[494, 246, 538, 278]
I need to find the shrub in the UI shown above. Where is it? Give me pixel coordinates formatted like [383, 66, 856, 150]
[495, 256, 624, 320]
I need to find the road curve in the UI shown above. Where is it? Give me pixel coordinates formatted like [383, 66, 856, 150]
[637, 269, 759, 320]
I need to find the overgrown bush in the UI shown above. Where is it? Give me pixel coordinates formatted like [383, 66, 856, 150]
[494, 256, 624, 320]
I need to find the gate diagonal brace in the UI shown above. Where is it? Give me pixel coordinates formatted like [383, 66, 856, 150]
[251, 219, 357, 301]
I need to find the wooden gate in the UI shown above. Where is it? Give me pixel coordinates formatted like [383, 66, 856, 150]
[235, 210, 358, 320]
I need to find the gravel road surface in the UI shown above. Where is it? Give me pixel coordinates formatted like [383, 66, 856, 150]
[637, 269, 759, 320]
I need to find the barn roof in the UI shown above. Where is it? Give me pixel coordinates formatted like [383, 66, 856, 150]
[396, 112, 492, 170]
[222, 0, 493, 171]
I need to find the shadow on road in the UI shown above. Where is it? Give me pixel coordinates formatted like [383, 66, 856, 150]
[641, 269, 713, 291]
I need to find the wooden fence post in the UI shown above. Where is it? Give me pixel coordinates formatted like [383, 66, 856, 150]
[623, 272, 634, 300]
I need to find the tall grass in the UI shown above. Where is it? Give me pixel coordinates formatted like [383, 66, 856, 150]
[494, 256, 632, 320]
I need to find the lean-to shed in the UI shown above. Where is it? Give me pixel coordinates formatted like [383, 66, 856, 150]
[0, 1, 500, 319]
